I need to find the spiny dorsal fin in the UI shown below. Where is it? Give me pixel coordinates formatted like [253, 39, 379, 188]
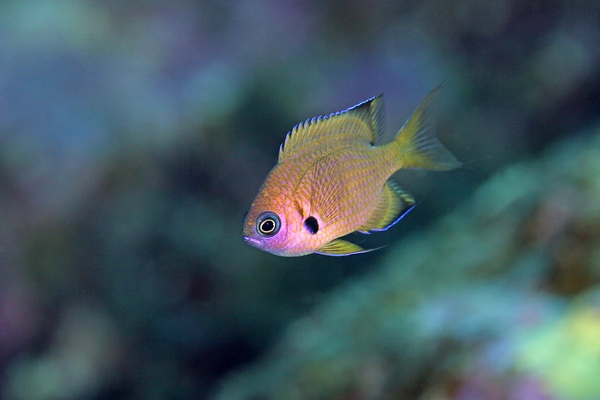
[278, 95, 386, 162]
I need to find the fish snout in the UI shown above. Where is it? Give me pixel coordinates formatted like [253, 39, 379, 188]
[243, 236, 261, 247]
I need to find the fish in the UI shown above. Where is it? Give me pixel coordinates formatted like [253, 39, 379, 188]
[242, 86, 460, 257]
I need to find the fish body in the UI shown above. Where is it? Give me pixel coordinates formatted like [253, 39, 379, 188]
[243, 87, 460, 256]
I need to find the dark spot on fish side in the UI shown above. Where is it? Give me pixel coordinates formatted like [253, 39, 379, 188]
[304, 216, 319, 234]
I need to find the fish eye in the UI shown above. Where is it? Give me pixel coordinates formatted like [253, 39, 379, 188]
[256, 212, 281, 237]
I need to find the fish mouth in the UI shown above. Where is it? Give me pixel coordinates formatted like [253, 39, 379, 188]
[243, 236, 261, 247]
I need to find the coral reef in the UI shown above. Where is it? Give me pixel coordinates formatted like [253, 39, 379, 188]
[212, 127, 600, 400]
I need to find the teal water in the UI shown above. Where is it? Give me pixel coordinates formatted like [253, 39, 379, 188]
[0, 1, 599, 399]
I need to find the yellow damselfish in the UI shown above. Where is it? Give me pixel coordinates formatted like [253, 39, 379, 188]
[243, 87, 460, 256]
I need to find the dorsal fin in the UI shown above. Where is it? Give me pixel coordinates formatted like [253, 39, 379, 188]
[346, 94, 386, 143]
[278, 95, 386, 162]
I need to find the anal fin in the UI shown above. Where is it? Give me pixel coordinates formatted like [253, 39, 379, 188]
[315, 239, 381, 256]
[359, 180, 415, 233]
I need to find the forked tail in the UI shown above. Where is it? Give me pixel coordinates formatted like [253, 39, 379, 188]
[394, 86, 461, 171]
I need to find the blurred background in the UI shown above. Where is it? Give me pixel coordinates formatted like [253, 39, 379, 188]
[1, 0, 600, 399]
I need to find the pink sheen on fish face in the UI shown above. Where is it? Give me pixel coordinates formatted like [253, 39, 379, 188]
[242, 201, 291, 255]
[242, 230, 290, 255]
[243, 216, 306, 257]
[242, 190, 324, 257]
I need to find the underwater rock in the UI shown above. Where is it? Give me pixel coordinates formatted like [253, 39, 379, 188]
[212, 125, 600, 400]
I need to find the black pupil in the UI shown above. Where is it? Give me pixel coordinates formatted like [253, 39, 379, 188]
[261, 219, 275, 233]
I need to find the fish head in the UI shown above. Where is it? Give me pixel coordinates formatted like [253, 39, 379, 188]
[242, 194, 311, 257]
[243, 167, 321, 256]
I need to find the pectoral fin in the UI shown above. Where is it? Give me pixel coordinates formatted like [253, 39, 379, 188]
[315, 239, 382, 256]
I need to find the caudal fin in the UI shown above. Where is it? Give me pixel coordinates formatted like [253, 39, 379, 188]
[394, 86, 461, 171]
